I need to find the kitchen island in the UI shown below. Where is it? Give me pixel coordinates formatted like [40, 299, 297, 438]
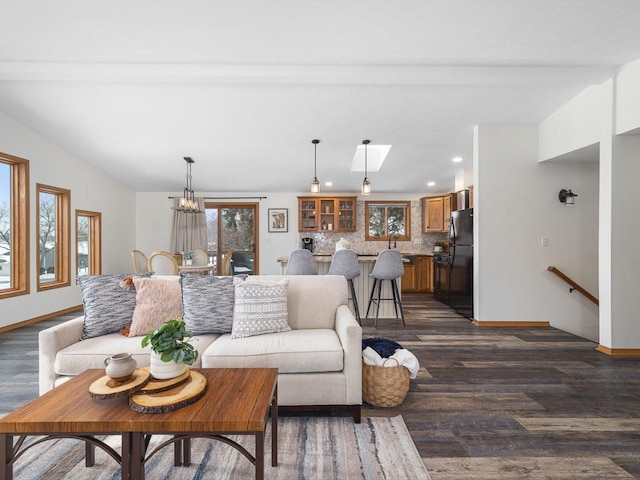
[276, 254, 403, 321]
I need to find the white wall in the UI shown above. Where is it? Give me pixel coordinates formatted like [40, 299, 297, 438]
[0, 112, 136, 329]
[135, 191, 300, 275]
[474, 124, 599, 341]
[602, 130, 640, 348]
[538, 84, 603, 162]
[454, 167, 473, 192]
[615, 58, 640, 135]
[135, 191, 441, 276]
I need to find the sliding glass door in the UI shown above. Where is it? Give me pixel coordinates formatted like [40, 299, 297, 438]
[205, 203, 258, 276]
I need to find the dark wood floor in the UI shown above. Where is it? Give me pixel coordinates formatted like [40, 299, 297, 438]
[362, 294, 640, 480]
[2, 295, 639, 479]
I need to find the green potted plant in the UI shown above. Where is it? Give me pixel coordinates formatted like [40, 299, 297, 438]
[141, 319, 198, 379]
[182, 250, 194, 266]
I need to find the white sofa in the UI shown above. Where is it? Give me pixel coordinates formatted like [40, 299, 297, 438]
[39, 275, 363, 421]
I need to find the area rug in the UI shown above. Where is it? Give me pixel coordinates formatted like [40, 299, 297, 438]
[12, 415, 431, 479]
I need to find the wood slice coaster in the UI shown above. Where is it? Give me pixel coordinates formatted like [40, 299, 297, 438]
[138, 367, 191, 394]
[129, 371, 207, 414]
[89, 369, 151, 399]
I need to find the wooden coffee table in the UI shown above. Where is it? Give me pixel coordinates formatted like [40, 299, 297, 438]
[0, 368, 278, 480]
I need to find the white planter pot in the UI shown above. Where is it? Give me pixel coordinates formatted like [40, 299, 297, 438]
[150, 351, 187, 379]
[186, 259, 193, 266]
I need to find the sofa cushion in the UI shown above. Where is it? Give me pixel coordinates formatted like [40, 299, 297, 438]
[78, 272, 153, 339]
[231, 277, 291, 339]
[202, 329, 343, 373]
[243, 275, 347, 330]
[129, 276, 183, 336]
[55, 333, 219, 376]
[181, 275, 235, 334]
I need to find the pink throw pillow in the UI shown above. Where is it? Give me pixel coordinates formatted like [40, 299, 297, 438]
[128, 277, 183, 336]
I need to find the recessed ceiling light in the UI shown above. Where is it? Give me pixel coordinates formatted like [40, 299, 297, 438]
[324, 181, 333, 187]
[452, 156, 463, 163]
[427, 181, 436, 187]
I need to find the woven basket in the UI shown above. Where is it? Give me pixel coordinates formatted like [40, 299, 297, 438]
[362, 358, 410, 407]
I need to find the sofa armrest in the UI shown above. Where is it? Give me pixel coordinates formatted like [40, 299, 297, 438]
[335, 305, 362, 405]
[39, 317, 84, 395]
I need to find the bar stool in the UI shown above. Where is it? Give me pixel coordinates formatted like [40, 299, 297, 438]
[328, 249, 361, 324]
[285, 249, 318, 275]
[365, 249, 405, 327]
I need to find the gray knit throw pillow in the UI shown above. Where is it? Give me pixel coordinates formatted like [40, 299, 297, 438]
[181, 275, 235, 334]
[79, 272, 153, 339]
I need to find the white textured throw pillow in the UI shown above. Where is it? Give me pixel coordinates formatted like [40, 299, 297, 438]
[232, 278, 290, 339]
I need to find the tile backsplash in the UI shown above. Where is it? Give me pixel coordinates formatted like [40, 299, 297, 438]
[299, 199, 448, 254]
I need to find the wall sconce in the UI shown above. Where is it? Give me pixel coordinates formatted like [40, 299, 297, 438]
[559, 189, 577, 206]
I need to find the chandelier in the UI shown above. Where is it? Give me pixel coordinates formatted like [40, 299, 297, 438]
[173, 156, 201, 213]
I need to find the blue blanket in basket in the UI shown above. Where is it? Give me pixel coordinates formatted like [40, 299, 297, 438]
[362, 337, 403, 358]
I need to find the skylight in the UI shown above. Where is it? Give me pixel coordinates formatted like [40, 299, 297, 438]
[350, 144, 391, 172]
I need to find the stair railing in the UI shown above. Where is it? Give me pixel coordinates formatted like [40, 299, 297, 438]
[547, 266, 599, 306]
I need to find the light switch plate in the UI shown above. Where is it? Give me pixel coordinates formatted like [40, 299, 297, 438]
[541, 237, 549, 247]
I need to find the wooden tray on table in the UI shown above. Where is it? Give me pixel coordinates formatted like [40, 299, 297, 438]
[129, 370, 207, 413]
[89, 368, 151, 399]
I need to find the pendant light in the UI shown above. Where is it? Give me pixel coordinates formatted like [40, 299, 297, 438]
[172, 156, 201, 213]
[361, 139, 371, 195]
[310, 139, 320, 194]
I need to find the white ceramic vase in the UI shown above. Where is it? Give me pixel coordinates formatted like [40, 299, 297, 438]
[149, 351, 186, 379]
[104, 352, 137, 381]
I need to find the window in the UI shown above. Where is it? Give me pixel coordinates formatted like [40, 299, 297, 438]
[205, 203, 258, 276]
[0, 152, 29, 298]
[76, 210, 102, 276]
[37, 184, 71, 290]
[365, 201, 411, 241]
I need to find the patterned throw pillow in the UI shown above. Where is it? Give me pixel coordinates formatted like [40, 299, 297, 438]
[128, 277, 183, 337]
[181, 275, 235, 334]
[78, 272, 153, 339]
[231, 278, 290, 339]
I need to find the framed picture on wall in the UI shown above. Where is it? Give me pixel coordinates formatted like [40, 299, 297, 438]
[268, 208, 288, 233]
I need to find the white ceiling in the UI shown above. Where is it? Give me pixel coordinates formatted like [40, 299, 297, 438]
[1, 0, 639, 194]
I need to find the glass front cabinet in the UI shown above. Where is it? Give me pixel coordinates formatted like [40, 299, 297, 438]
[297, 196, 357, 232]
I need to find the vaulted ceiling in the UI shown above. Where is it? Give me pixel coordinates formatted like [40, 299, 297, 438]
[1, 1, 639, 194]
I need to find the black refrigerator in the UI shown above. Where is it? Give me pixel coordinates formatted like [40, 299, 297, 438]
[449, 208, 474, 319]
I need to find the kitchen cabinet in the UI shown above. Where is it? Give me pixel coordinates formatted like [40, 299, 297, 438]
[433, 255, 450, 303]
[401, 255, 433, 293]
[401, 264, 417, 292]
[443, 195, 453, 232]
[421, 194, 457, 232]
[468, 185, 474, 208]
[417, 255, 433, 292]
[297, 196, 357, 232]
